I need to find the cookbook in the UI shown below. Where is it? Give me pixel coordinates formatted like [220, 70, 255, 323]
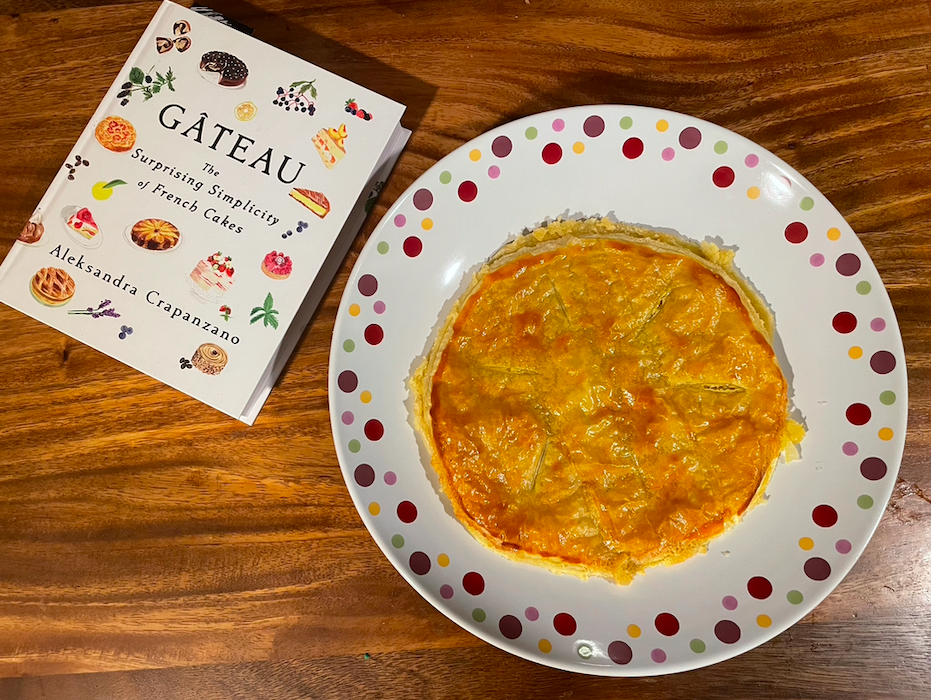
[0, 0, 409, 424]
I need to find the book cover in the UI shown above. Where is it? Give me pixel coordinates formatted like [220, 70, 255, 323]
[0, 0, 409, 424]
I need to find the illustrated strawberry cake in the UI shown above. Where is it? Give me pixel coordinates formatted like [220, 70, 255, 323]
[189, 251, 235, 301]
[66, 207, 100, 242]
[261, 250, 292, 280]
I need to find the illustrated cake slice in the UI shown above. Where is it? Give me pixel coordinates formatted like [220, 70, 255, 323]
[189, 251, 235, 301]
[67, 207, 99, 240]
[312, 124, 347, 169]
[289, 188, 330, 218]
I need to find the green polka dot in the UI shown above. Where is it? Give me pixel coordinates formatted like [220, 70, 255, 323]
[377, 241, 389, 254]
[348, 439, 361, 454]
[858, 494, 874, 509]
[800, 197, 814, 211]
[472, 608, 486, 623]
[439, 171, 452, 185]
[690, 639, 706, 653]
[525, 126, 538, 140]
[343, 339, 355, 353]
[880, 390, 896, 405]
[577, 645, 593, 659]
[787, 590, 804, 605]
[714, 141, 728, 154]
[856, 281, 872, 295]
[619, 116, 633, 130]
[391, 534, 404, 548]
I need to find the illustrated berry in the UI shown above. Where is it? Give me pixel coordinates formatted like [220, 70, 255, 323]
[345, 105, 351, 113]
[281, 233, 287, 239]
[145, 75, 153, 84]
[68, 175, 74, 181]
[121, 81, 132, 89]
[82, 159, 89, 167]
[351, 108, 357, 115]
[277, 87, 284, 94]
[350, 102, 358, 110]
[364, 114, 372, 121]
[300, 221, 307, 228]
[357, 110, 365, 119]
[119, 332, 126, 340]
[120, 99, 129, 106]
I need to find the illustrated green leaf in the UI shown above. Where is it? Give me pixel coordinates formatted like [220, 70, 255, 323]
[152, 84, 162, 94]
[156, 71, 165, 82]
[310, 85, 318, 99]
[103, 179, 127, 189]
[267, 314, 279, 330]
[167, 81, 175, 92]
[263, 293, 274, 312]
[129, 67, 145, 84]
[250, 306, 264, 316]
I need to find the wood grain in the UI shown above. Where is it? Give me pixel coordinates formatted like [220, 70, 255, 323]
[1, 0, 930, 697]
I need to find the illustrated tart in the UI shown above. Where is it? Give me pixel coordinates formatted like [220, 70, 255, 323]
[261, 250, 292, 280]
[30, 267, 75, 307]
[94, 116, 136, 153]
[411, 218, 804, 585]
[192, 343, 228, 375]
[289, 188, 329, 218]
[199, 51, 248, 87]
[130, 218, 180, 251]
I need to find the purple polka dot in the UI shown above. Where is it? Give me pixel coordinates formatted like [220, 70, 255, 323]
[412, 188, 433, 211]
[354, 464, 375, 487]
[836, 253, 861, 276]
[440, 584, 454, 599]
[394, 214, 406, 227]
[745, 154, 760, 168]
[409, 551, 430, 575]
[364, 324, 384, 346]
[542, 143, 562, 164]
[810, 253, 825, 267]
[662, 147, 675, 161]
[487, 165, 500, 179]
[804, 557, 831, 581]
[722, 595, 738, 610]
[552, 118, 565, 132]
[846, 403, 871, 426]
[842, 441, 859, 456]
[870, 351, 896, 374]
[871, 317, 887, 332]
[554, 613, 577, 636]
[714, 620, 741, 644]
[713, 166, 735, 188]
[458, 180, 478, 202]
[622, 137, 644, 159]
[679, 127, 702, 149]
[403, 236, 422, 257]
[384, 471, 397, 485]
[341, 411, 354, 425]
[836, 539, 852, 555]
[785, 222, 809, 244]
[608, 640, 633, 665]
[651, 649, 667, 663]
[832, 312, 857, 334]
[358, 274, 378, 296]
[373, 300, 386, 314]
[364, 419, 385, 440]
[397, 501, 417, 523]
[499, 615, 522, 639]
[491, 135, 513, 158]
[860, 457, 887, 481]
[525, 607, 539, 621]
[338, 370, 358, 393]
[583, 115, 605, 137]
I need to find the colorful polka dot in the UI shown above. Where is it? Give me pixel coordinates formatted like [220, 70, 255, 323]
[832, 312, 857, 333]
[622, 137, 644, 159]
[662, 147, 675, 161]
[373, 301, 385, 314]
[525, 126, 538, 140]
[619, 116, 633, 130]
[651, 649, 667, 663]
[439, 584, 454, 599]
[439, 171, 452, 185]
[842, 442, 859, 456]
[712, 166, 735, 188]
[827, 227, 841, 241]
[552, 118, 565, 132]
[804, 557, 832, 581]
[857, 281, 872, 295]
[409, 551, 430, 575]
[577, 644, 593, 659]
[810, 253, 825, 267]
[836, 253, 862, 276]
[627, 624, 641, 638]
[340, 411, 354, 425]
[747, 186, 761, 199]
[745, 154, 760, 168]
[880, 391, 896, 406]
[487, 165, 501, 179]
[391, 534, 404, 548]
[396, 500, 417, 523]
[358, 274, 378, 296]
[458, 181, 478, 202]
[376, 241, 389, 254]
[858, 494, 875, 509]
[463, 571, 485, 595]
[412, 189, 433, 211]
[871, 317, 887, 332]
[656, 119, 669, 132]
[846, 403, 871, 426]
[799, 537, 814, 550]
[492, 135, 513, 157]
[679, 127, 702, 149]
[572, 142, 585, 154]
[364, 324, 384, 346]
[469, 149, 481, 162]
[714, 620, 741, 644]
[343, 339, 355, 352]
[608, 640, 633, 664]
[813, 504, 838, 528]
[542, 143, 562, 164]
[722, 595, 738, 610]
[338, 370, 358, 393]
[554, 613, 577, 636]
[499, 615, 522, 639]
[747, 576, 773, 599]
[348, 304, 361, 317]
[368, 501, 379, 515]
[849, 346, 863, 359]
[787, 590, 804, 605]
[360, 391, 371, 404]
[785, 222, 809, 244]
[437, 553, 449, 567]
[403, 236, 422, 257]
[348, 439, 361, 453]
[538, 639, 552, 653]
[714, 141, 728, 154]
[525, 607, 539, 621]
[655, 612, 680, 636]
[583, 115, 605, 137]
[472, 608, 486, 623]
[393, 214, 406, 227]
[354, 464, 375, 487]
[757, 615, 772, 628]
[870, 351, 896, 375]
[836, 539, 852, 554]
[690, 639, 706, 653]
[878, 427, 894, 441]
[421, 218, 433, 230]
[800, 196, 814, 211]
[384, 471, 397, 486]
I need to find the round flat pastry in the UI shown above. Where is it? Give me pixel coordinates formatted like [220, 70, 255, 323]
[412, 218, 803, 585]
[130, 218, 180, 251]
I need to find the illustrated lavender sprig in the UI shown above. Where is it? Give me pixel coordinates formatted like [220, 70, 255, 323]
[68, 299, 121, 319]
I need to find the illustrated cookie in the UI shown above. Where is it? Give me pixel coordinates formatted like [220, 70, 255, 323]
[130, 218, 180, 251]
[289, 188, 330, 218]
[157, 20, 191, 53]
[199, 51, 248, 88]
[191, 343, 228, 375]
[30, 267, 75, 307]
[18, 215, 44, 245]
[95, 116, 136, 153]
[261, 250, 292, 280]
[189, 252, 235, 300]
[312, 125, 347, 169]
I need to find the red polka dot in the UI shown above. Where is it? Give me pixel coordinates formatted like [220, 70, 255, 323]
[397, 501, 417, 523]
[354, 464, 375, 487]
[785, 222, 809, 244]
[364, 324, 384, 345]
[458, 180, 478, 202]
[622, 137, 644, 159]
[402, 236, 422, 257]
[364, 419, 384, 441]
[553, 613, 577, 636]
[860, 457, 887, 481]
[714, 620, 741, 644]
[804, 557, 831, 581]
[608, 640, 633, 665]
[654, 612, 679, 636]
[462, 572, 485, 595]
[846, 403, 871, 426]
[747, 576, 773, 599]
[832, 312, 857, 334]
[712, 166, 735, 188]
[499, 615, 522, 639]
[812, 504, 838, 528]
[542, 143, 562, 164]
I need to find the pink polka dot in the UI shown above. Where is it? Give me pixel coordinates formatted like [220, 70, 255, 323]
[871, 318, 887, 332]
[394, 214, 406, 227]
[397, 501, 417, 523]
[525, 607, 539, 621]
[745, 154, 760, 168]
[722, 595, 738, 610]
[554, 613, 577, 636]
[542, 143, 562, 164]
[384, 471, 397, 485]
[403, 236, 422, 257]
[458, 180, 478, 202]
[622, 137, 644, 159]
[651, 649, 667, 663]
[713, 166, 735, 188]
[341, 411, 354, 425]
[836, 539, 852, 554]
[412, 188, 433, 211]
[846, 403, 871, 426]
[440, 584, 454, 599]
[842, 442, 859, 456]
[662, 147, 675, 161]
[810, 253, 825, 267]
[552, 118, 565, 132]
[487, 165, 500, 179]
[364, 324, 384, 345]
[373, 300, 386, 314]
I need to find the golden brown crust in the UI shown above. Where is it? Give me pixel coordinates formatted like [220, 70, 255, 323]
[412, 218, 801, 584]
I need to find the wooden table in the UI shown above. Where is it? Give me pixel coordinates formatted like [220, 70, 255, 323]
[1, 0, 929, 697]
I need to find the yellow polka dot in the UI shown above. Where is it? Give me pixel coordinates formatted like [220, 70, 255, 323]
[627, 624, 641, 638]
[538, 639, 552, 653]
[849, 346, 863, 360]
[422, 218, 433, 231]
[368, 502, 380, 516]
[656, 119, 669, 132]
[879, 427, 894, 441]
[348, 304, 361, 317]
[799, 537, 814, 550]
[437, 553, 450, 567]
[757, 614, 772, 628]
[747, 186, 761, 200]
[572, 141, 585, 154]
[469, 149, 481, 162]
[360, 390, 372, 404]
[827, 227, 841, 241]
